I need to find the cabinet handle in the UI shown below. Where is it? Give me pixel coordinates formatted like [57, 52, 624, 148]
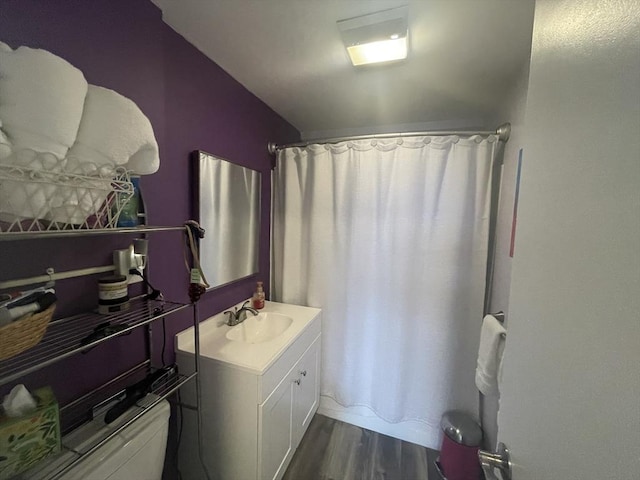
[300, 370, 307, 377]
[294, 379, 301, 385]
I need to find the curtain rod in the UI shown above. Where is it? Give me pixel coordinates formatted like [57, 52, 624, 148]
[268, 123, 511, 154]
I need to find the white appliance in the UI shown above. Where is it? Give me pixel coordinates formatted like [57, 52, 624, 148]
[27, 398, 170, 480]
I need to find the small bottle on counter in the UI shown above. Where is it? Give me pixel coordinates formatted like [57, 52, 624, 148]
[252, 281, 265, 310]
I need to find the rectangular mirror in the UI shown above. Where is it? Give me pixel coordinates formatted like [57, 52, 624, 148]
[194, 150, 261, 289]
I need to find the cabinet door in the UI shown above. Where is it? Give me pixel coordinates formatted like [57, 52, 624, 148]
[292, 337, 320, 447]
[258, 373, 294, 480]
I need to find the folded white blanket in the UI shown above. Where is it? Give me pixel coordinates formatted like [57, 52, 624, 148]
[0, 149, 61, 222]
[475, 314, 507, 396]
[46, 178, 114, 225]
[68, 85, 159, 174]
[0, 41, 87, 160]
[0, 42, 159, 226]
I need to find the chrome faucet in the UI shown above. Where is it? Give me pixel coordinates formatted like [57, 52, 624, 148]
[224, 301, 259, 326]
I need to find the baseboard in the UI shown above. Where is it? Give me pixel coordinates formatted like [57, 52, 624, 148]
[317, 395, 442, 450]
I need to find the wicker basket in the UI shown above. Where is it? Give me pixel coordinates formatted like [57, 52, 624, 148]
[0, 304, 55, 361]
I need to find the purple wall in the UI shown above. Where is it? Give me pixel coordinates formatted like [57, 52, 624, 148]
[0, 0, 299, 476]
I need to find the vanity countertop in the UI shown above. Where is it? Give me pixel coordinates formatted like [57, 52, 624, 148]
[175, 300, 321, 375]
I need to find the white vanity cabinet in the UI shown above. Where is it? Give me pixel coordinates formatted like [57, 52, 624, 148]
[175, 301, 321, 480]
[258, 337, 320, 480]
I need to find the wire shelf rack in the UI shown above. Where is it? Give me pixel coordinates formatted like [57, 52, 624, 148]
[22, 368, 196, 480]
[0, 222, 201, 480]
[0, 147, 134, 233]
[0, 297, 191, 387]
[0, 224, 186, 241]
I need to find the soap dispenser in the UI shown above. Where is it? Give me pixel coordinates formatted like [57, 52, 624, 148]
[252, 281, 265, 310]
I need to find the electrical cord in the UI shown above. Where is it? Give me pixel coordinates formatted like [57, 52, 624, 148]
[197, 383, 213, 480]
[157, 315, 185, 479]
[182, 222, 213, 480]
[174, 389, 184, 480]
[161, 316, 167, 367]
[128, 269, 162, 300]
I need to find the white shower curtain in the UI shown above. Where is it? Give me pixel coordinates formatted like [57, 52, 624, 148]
[271, 135, 497, 444]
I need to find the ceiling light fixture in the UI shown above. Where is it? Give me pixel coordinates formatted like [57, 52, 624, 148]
[337, 6, 409, 67]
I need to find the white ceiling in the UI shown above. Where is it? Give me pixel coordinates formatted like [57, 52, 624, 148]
[151, 0, 535, 139]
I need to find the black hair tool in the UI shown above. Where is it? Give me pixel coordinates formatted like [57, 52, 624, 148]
[80, 322, 130, 353]
[104, 366, 175, 424]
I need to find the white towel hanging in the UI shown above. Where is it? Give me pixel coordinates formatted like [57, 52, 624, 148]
[475, 314, 507, 396]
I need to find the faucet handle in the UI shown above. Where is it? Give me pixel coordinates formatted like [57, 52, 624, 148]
[241, 300, 251, 309]
[223, 310, 235, 324]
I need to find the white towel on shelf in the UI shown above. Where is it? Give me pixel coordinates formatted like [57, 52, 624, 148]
[0, 41, 88, 159]
[46, 176, 114, 225]
[0, 149, 62, 223]
[475, 314, 507, 396]
[68, 85, 159, 174]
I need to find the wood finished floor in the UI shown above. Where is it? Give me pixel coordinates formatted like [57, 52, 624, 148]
[283, 414, 440, 480]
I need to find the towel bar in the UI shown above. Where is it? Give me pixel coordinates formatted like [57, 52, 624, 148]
[488, 311, 507, 339]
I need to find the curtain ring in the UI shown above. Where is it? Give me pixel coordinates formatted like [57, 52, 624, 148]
[396, 138, 404, 145]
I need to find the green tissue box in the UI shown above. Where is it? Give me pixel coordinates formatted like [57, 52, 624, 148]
[0, 387, 61, 479]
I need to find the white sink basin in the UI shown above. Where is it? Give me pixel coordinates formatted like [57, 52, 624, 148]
[176, 301, 321, 374]
[226, 312, 293, 344]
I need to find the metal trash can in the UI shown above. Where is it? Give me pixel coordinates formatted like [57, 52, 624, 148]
[435, 410, 483, 480]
